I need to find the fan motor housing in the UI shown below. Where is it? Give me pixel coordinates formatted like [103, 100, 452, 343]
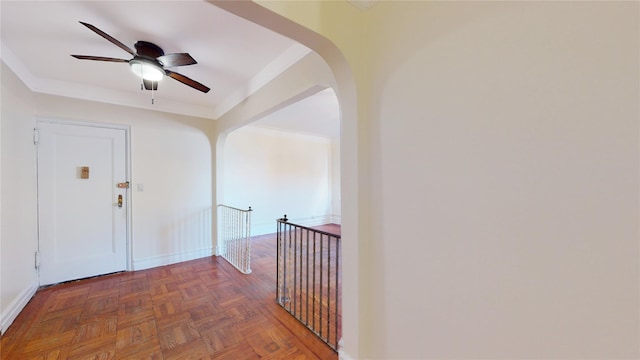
[135, 41, 164, 59]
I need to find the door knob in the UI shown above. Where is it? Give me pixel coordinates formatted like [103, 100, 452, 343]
[118, 194, 123, 208]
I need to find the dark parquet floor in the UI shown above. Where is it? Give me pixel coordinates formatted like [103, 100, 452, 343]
[0, 226, 340, 359]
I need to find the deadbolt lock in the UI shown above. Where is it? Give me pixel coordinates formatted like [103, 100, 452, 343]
[117, 181, 130, 189]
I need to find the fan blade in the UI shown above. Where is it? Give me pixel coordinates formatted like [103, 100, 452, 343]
[142, 79, 158, 91]
[79, 21, 135, 56]
[157, 53, 197, 67]
[166, 70, 210, 93]
[71, 55, 129, 63]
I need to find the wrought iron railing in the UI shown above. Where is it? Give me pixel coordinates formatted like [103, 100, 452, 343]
[276, 215, 341, 351]
[217, 204, 252, 274]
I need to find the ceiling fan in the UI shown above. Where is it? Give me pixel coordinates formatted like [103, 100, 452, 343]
[71, 21, 210, 94]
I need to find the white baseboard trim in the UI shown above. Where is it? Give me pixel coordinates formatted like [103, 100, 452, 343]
[330, 214, 342, 225]
[339, 349, 356, 360]
[292, 215, 332, 228]
[1, 281, 38, 334]
[133, 247, 214, 271]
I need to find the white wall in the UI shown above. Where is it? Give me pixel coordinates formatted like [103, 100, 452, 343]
[34, 93, 214, 270]
[0, 61, 215, 331]
[365, 2, 639, 358]
[0, 60, 2, 334]
[217, 1, 640, 358]
[0, 61, 39, 333]
[223, 125, 334, 235]
[4, 2, 637, 358]
[128, 122, 212, 268]
[330, 138, 341, 224]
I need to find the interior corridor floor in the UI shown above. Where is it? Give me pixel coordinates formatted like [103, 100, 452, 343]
[0, 228, 340, 359]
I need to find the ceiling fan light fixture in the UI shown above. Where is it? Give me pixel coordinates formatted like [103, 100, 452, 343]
[129, 59, 164, 81]
[72, 22, 209, 93]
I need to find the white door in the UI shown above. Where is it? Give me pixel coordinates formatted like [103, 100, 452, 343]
[37, 122, 128, 285]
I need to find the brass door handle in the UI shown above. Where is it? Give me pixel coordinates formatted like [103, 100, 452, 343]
[118, 194, 123, 208]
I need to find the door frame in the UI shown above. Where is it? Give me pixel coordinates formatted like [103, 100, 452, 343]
[35, 118, 133, 281]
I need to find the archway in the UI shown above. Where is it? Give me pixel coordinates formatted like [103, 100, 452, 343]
[208, 2, 360, 358]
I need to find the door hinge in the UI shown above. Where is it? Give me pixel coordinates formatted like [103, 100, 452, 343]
[35, 251, 40, 269]
[33, 128, 40, 145]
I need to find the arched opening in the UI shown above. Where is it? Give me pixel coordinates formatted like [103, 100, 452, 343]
[221, 87, 340, 234]
[218, 86, 342, 348]
[209, 2, 359, 357]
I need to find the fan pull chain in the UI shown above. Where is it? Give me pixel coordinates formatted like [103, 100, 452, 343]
[141, 66, 145, 91]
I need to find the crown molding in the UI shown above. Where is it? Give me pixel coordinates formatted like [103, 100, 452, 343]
[1, 40, 310, 121]
[211, 43, 311, 119]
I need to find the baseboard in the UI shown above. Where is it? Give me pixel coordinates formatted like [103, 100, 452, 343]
[292, 215, 333, 228]
[331, 214, 342, 225]
[339, 349, 356, 360]
[1, 281, 38, 334]
[133, 247, 214, 271]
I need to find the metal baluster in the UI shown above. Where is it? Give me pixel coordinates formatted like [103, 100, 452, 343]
[327, 233, 331, 344]
[242, 211, 245, 271]
[298, 227, 303, 319]
[273, 218, 341, 351]
[312, 230, 317, 332]
[276, 219, 281, 302]
[225, 207, 229, 259]
[305, 228, 310, 325]
[230, 208, 234, 265]
[236, 210, 240, 267]
[231, 207, 234, 261]
[319, 233, 324, 340]
[288, 222, 293, 312]
[237, 211, 241, 271]
[221, 207, 225, 257]
[293, 225, 298, 316]
[335, 235, 340, 348]
[245, 207, 252, 273]
[229, 208, 232, 263]
[241, 211, 246, 272]
[236, 210, 239, 268]
[282, 220, 288, 307]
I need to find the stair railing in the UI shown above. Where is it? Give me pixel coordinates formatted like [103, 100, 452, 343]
[276, 215, 341, 351]
[217, 204, 252, 274]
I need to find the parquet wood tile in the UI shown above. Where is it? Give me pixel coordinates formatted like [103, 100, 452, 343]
[1, 228, 339, 359]
[114, 319, 162, 360]
[115, 319, 158, 348]
[21, 330, 76, 355]
[209, 341, 260, 360]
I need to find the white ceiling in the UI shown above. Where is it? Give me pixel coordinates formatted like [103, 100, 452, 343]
[0, 1, 339, 137]
[252, 88, 340, 139]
